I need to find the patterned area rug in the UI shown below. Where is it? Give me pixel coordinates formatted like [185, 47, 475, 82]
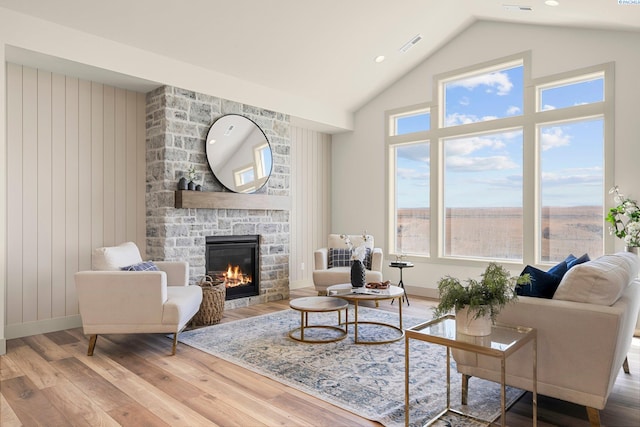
[177, 307, 524, 427]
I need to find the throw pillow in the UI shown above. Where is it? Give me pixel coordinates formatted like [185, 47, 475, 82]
[328, 248, 351, 268]
[121, 261, 159, 272]
[92, 241, 143, 271]
[547, 257, 569, 278]
[553, 252, 638, 305]
[566, 253, 590, 269]
[517, 265, 563, 298]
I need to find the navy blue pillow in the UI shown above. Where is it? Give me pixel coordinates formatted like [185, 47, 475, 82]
[121, 261, 159, 271]
[518, 265, 563, 299]
[567, 253, 590, 269]
[547, 258, 569, 278]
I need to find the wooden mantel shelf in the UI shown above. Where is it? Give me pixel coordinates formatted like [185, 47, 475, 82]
[175, 190, 290, 211]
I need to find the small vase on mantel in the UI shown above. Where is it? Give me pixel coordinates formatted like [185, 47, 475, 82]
[625, 246, 639, 256]
[350, 259, 366, 288]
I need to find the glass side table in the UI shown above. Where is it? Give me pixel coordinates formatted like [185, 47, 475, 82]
[404, 315, 537, 426]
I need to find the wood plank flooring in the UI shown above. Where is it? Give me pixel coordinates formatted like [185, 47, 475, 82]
[1, 287, 639, 426]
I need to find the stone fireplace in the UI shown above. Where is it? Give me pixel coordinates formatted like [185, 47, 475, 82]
[145, 86, 290, 309]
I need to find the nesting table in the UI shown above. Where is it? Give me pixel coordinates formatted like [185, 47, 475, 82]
[327, 283, 405, 344]
[288, 296, 348, 343]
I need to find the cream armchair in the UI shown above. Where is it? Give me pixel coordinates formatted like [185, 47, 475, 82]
[74, 242, 203, 356]
[312, 234, 384, 295]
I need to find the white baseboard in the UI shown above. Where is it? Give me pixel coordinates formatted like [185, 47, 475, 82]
[4, 315, 82, 340]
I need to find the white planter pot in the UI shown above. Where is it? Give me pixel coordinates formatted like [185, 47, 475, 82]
[456, 306, 493, 336]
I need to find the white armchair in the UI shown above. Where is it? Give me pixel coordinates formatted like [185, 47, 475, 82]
[74, 242, 203, 356]
[312, 234, 384, 295]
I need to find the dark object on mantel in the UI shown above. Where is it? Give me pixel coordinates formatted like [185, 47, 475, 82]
[177, 177, 188, 190]
[188, 181, 196, 191]
[175, 190, 290, 210]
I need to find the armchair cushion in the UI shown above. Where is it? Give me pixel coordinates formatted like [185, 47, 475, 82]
[92, 241, 143, 270]
[121, 261, 159, 272]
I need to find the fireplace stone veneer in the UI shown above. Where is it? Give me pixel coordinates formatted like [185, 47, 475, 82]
[145, 86, 290, 310]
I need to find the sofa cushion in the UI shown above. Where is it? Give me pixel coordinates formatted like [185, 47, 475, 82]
[517, 265, 564, 298]
[553, 252, 639, 305]
[121, 261, 159, 272]
[92, 241, 143, 271]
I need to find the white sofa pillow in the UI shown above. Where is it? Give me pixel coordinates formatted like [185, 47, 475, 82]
[553, 252, 638, 305]
[92, 241, 143, 271]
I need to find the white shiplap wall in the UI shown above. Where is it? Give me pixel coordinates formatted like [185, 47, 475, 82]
[5, 63, 146, 337]
[289, 127, 331, 289]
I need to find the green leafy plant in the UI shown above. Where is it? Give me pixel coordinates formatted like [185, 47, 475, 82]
[433, 263, 530, 322]
[606, 186, 640, 247]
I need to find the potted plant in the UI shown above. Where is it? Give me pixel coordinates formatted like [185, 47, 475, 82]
[433, 263, 530, 335]
[606, 185, 640, 253]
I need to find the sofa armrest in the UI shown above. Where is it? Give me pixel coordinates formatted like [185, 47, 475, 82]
[455, 284, 639, 409]
[74, 271, 168, 326]
[371, 248, 383, 272]
[314, 248, 328, 270]
[154, 261, 189, 286]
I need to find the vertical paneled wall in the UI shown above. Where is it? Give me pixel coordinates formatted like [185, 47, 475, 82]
[5, 63, 146, 337]
[289, 126, 332, 288]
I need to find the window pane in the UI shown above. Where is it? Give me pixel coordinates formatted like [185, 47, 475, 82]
[393, 111, 430, 135]
[539, 76, 604, 111]
[444, 130, 523, 260]
[395, 142, 430, 255]
[444, 65, 523, 127]
[539, 118, 604, 262]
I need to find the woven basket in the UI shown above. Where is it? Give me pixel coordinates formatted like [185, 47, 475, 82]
[192, 275, 226, 326]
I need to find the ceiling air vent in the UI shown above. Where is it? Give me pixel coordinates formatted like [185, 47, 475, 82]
[503, 4, 533, 12]
[399, 34, 423, 53]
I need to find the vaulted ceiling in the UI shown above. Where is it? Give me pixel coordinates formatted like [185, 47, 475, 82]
[1, 0, 639, 131]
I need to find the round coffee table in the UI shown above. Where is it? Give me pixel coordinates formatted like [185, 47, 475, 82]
[326, 283, 405, 344]
[289, 296, 349, 343]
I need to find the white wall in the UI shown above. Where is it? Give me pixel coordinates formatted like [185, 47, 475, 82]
[289, 127, 332, 289]
[332, 21, 640, 297]
[4, 63, 146, 340]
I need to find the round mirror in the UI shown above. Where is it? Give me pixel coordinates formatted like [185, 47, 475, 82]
[205, 114, 273, 193]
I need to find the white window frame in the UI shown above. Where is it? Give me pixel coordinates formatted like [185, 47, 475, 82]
[386, 51, 614, 266]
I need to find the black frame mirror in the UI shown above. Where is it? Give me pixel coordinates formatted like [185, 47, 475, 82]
[205, 114, 273, 193]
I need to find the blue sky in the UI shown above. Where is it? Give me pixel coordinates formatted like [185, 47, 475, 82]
[395, 66, 604, 209]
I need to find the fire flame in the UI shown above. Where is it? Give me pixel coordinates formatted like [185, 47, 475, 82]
[222, 263, 252, 287]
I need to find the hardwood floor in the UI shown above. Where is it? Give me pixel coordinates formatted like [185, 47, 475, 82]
[1, 287, 639, 426]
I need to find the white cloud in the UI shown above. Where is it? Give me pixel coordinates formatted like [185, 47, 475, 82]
[506, 105, 521, 115]
[459, 96, 470, 106]
[541, 104, 556, 111]
[448, 71, 513, 96]
[446, 155, 517, 171]
[541, 127, 572, 151]
[397, 167, 429, 181]
[445, 113, 498, 127]
[445, 135, 507, 156]
[541, 167, 603, 186]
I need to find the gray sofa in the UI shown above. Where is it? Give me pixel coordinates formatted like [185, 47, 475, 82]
[453, 252, 640, 426]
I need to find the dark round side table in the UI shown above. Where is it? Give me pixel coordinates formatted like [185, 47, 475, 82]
[389, 262, 413, 306]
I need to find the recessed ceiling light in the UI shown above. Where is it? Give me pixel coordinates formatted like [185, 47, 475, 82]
[374, 55, 385, 63]
[545, 0, 559, 6]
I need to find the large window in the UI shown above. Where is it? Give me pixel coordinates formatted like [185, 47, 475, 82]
[387, 54, 611, 264]
[444, 130, 523, 259]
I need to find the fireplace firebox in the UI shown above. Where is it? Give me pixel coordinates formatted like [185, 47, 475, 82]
[205, 235, 260, 300]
